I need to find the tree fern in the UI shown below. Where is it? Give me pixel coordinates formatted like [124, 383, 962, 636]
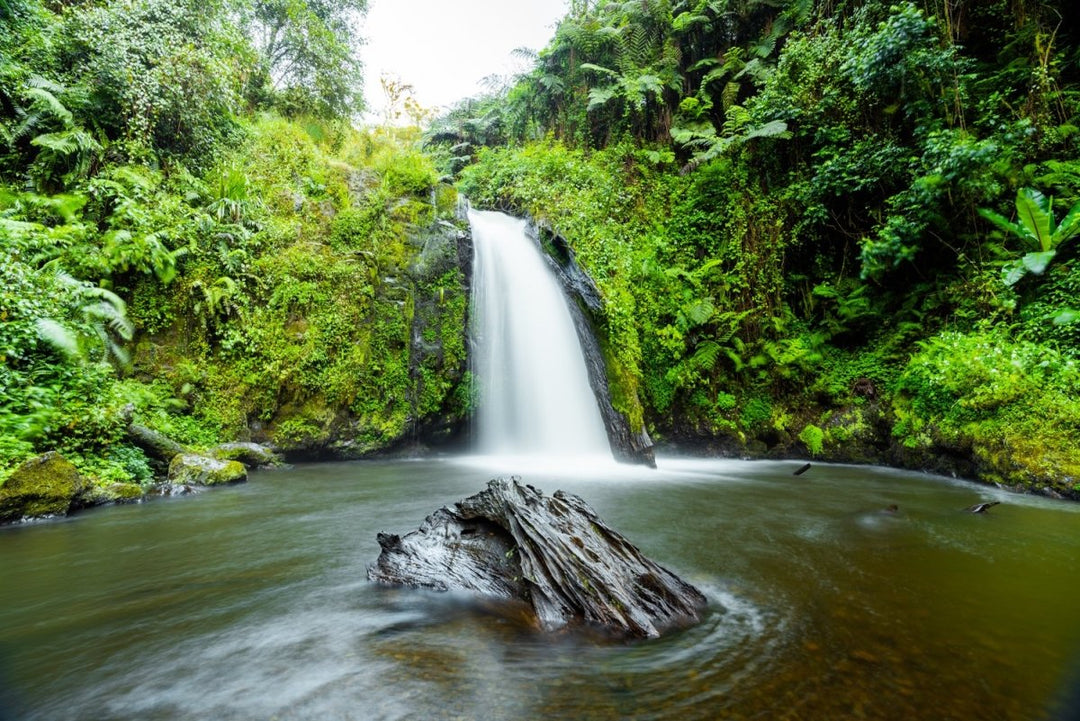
[680, 296, 716, 328]
[588, 85, 619, 111]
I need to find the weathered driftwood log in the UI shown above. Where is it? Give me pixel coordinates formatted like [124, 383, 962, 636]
[367, 478, 706, 638]
[127, 423, 190, 462]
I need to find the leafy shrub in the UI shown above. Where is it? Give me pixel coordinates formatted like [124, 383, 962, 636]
[894, 330, 1080, 487]
[798, 424, 825, 456]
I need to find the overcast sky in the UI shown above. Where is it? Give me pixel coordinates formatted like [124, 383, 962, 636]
[360, 0, 568, 122]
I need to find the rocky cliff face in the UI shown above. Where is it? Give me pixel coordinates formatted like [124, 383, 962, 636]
[403, 216, 473, 449]
[259, 210, 474, 460]
[528, 222, 656, 467]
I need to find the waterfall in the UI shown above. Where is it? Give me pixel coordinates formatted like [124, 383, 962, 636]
[469, 208, 611, 458]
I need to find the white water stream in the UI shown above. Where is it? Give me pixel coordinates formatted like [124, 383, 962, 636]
[469, 209, 611, 459]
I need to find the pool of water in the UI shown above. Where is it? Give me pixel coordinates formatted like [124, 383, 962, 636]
[1, 457, 1078, 720]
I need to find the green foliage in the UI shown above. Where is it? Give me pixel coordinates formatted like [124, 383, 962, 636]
[61, 0, 250, 165]
[449, 0, 1080, 495]
[1017, 261, 1080, 352]
[894, 330, 1080, 487]
[980, 187, 1080, 285]
[3, 0, 1080, 498]
[240, 0, 368, 119]
[797, 423, 825, 456]
[122, 122, 471, 458]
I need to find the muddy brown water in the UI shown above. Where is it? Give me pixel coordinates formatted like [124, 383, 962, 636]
[1, 456, 1078, 721]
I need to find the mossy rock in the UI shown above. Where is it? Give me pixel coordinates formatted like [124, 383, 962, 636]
[104, 483, 145, 503]
[0, 452, 89, 523]
[79, 482, 146, 507]
[168, 454, 247, 486]
[210, 442, 283, 468]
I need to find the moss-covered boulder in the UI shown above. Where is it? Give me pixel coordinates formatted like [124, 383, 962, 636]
[168, 454, 247, 486]
[210, 442, 282, 468]
[0, 452, 89, 523]
[77, 482, 145, 507]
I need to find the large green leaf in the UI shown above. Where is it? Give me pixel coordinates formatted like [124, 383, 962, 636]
[1021, 250, 1056, 275]
[1015, 187, 1053, 252]
[1055, 200, 1080, 242]
[978, 208, 1023, 239]
[1001, 260, 1026, 286]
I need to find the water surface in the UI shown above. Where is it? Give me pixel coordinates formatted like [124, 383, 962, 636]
[1, 458, 1078, 720]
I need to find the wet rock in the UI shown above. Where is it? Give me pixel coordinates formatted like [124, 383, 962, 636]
[82, 482, 145, 506]
[210, 442, 282, 468]
[529, 222, 656, 467]
[104, 483, 145, 503]
[0, 452, 89, 523]
[368, 478, 706, 638]
[168, 454, 247, 486]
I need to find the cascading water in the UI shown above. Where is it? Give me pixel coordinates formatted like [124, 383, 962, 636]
[469, 208, 611, 458]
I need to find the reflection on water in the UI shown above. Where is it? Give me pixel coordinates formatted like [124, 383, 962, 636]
[1, 457, 1079, 720]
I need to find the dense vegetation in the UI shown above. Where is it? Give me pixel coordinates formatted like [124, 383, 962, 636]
[3, 0, 1079, 506]
[430, 0, 1080, 495]
[1, 0, 468, 495]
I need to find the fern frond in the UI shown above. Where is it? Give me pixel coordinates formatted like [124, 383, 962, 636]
[689, 340, 722, 370]
[579, 63, 619, 79]
[745, 119, 791, 141]
[587, 86, 618, 112]
[35, 318, 80, 359]
[21, 85, 73, 127]
[511, 47, 539, 62]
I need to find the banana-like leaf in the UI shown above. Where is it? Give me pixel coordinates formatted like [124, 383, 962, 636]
[1001, 260, 1026, 286]
[978, 207, 1023, 239]
[1015, 187, 1053, 252]
[1021, 249, 1056, 275]
[1056, 200, 1080, 240]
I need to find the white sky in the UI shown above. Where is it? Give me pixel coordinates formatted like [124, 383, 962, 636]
[360, 0, 568, 122]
